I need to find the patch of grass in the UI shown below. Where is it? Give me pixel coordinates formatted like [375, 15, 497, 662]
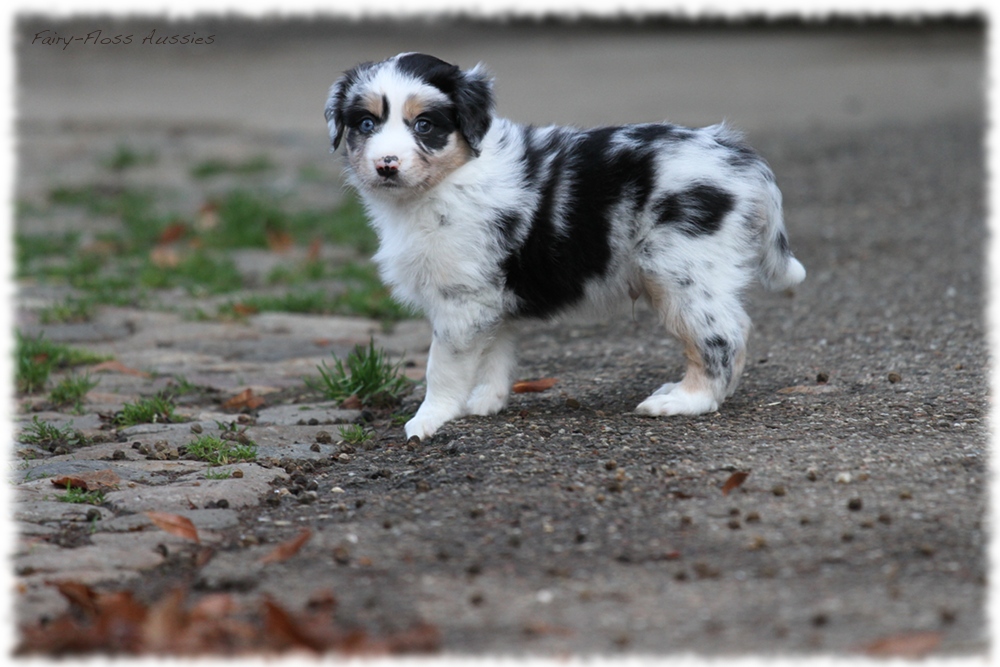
[225, 262, 412, 323]
[292, 195, 377, 254]
[15, 332, 107, 394]
[49, 373, 99, 411]
[203, 468, 232, 480]
[102, 144, 158, 172]
[114, 396, 178, 427]
[204, 190, 290, 250]
[19, 416, 91, 450]
[56, 484, 106, 505]
[139, 250, 244, 295]
[309, 338, 410, 407]
[186, 435, 257, 465]
[190, 155, 273, 179]
[39, 297, 96, 324]
[15, 232, 81, 271]
[338, 423, 373, 445]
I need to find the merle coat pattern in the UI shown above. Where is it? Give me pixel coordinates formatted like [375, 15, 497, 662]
[325, 53, 806, 441]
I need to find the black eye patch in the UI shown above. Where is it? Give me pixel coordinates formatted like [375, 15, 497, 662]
[409, 107, 457, 152]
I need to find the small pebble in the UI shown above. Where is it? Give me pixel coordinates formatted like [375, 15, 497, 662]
[772, 484, 786, 497]
[745, 511, 760, 523]
[888, 372, 902, 383]
[835, 472, 852, 484]
[848, 497, 863, 511]
[310, 443, 321, 452]
[806, 469, 818, 481]
[816, 372, 829, 383]
[232, 469, 244, 478]
[112, 450, 127, 460]
[315, 431, 333, 444]
[190, 424, 203, 434]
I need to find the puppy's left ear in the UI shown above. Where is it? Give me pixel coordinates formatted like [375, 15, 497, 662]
[453, 64, 494, 157]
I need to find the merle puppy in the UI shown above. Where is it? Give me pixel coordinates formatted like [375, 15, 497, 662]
[325, 53, 806, 441]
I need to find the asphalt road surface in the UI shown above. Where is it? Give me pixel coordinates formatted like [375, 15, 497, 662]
[12, 16, 987, 658]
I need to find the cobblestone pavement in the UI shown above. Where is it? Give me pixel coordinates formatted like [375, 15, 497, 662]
[8, 18, 988, 658]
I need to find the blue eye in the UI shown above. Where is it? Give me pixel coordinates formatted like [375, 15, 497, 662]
[358, 118, 376, 134]
[413, 118, 433, 134]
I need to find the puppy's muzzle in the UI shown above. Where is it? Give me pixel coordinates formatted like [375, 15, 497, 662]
[375, 155, 400, 178]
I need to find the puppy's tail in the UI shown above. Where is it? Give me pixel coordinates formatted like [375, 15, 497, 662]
[757, 178, 806, 291]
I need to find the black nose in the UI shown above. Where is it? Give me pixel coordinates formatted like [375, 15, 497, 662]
[376, 156, 400, 178]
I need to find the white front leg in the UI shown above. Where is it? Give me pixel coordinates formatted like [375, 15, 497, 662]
[405, 332, 487, 441]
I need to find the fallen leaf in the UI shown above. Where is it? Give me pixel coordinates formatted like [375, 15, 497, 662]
[721, 471, 750, 496]
[51, 469, 121, 491]
[49, 580, 100, 617]
[861, 631, 942, 658]
[777, 384, 839, 395]
[18, 582, 441, 656]
[259, 528, 312, 564]
[91, 360, 151, 378]
[222, 388, 266, 411]
[340, 395, 363, 410]
[523, 621, 574, 637]
[150, 245, 182, 269]
[158, 222, 189, 244]
[229, 303, 259, 317]
[512, 378, 559, 393]
[262, 597, 325, 652]
[266, 230, 294, 253]
[196, 202, 219, 231]
[145, 511, 200, 543]
[306, 237, 323, 262]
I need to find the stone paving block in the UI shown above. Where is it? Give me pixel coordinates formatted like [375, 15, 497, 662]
[256, 402, 361, 426]
[100, 508, 241, 533]
[102, 463, 287, 513]
[15, 542, 165, 577]
[13, 498, 115, 524]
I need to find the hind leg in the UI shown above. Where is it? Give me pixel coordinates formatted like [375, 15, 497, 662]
[636, 276, 750, 417]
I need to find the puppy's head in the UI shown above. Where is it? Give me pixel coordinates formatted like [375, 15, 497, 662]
[325, 53, 494, 196]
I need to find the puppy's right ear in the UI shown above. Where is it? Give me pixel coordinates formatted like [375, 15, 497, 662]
[325, 63, 368, 151]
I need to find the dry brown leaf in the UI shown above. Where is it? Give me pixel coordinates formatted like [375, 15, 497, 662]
[50, 580, 100, 617]
[196, 202, 219, 231]
[512, 378, 559, 393]
[861, 631, 942, 658]
[222, 388, 266, 411]
[158, 222, 189, 245]
[229, 303, 259, 317]
[266, 230, 294, 253]
[91, 360, 151, 378]
[777, 384, 839, 395]
[259, 528, 313, 564]
[721, 471, 750, 496]
[145, 511, 200, 543]
[306, 237, 323, 262]
[149, 245, 182, 269]
[18, 581, 441, 657]
[262, 597, 325, 652]
[340, 395, 363, 410]
[51, 469, 121, 491]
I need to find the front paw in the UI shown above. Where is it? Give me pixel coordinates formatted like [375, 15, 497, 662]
[405, 413, 444, 441]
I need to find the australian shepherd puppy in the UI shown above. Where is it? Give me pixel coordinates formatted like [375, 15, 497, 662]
[325, 53, 806, 442]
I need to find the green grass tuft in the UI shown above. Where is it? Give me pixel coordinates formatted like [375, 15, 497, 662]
[114, 395, 178, 427]
[338, 423, 373, 445]
[49, 373, 99, 411]
[15, 332, 107, 394]
[309, 338, 410, 407]
[187, 434, 257, 465]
